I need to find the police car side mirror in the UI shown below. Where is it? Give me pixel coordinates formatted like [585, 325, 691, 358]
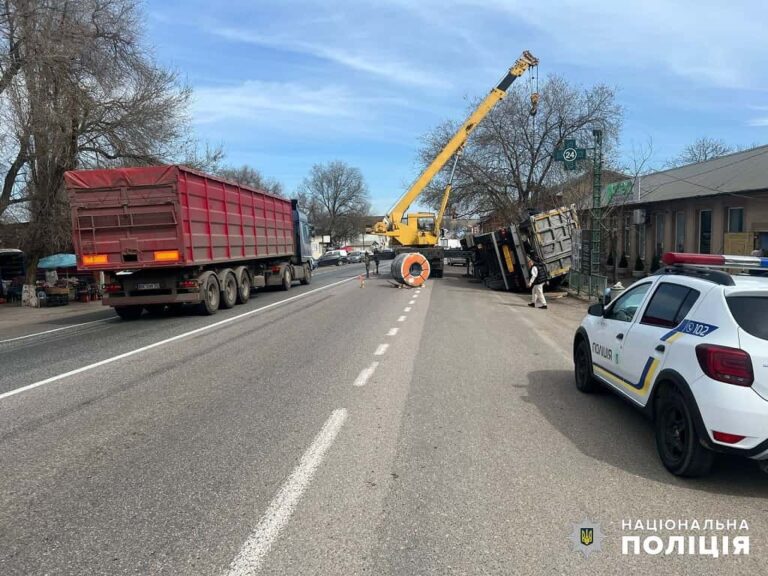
[588, 303, 604, 317]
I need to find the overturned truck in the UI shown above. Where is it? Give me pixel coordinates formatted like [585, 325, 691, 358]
[463, 206, 579, 292]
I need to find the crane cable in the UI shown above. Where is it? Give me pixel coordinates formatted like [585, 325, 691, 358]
[528, 64, 540, 118]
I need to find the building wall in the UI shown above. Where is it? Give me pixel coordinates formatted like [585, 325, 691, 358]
[634, 190, 768, 266]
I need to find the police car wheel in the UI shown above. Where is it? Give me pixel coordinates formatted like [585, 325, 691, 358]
[654, 387, 713, 477]
[574, 338, 598, 393]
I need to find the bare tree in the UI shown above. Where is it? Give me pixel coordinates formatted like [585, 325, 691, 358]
[297, 161, 370, 245]
[669, 137, 732, 167]
[217, 165, 284, 196]
[0, 0, 198, 297]
[416, 75, 622, 223]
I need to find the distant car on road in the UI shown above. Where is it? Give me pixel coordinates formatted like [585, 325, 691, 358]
[317, 250, 348, 267]
[346, 251, 364, 263]
[573, 252, 768, 478]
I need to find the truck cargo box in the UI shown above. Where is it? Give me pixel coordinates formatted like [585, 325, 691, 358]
[66, 166, 294, 271]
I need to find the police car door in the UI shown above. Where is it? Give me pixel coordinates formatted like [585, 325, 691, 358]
[618, 281, 700, 405]
[591, 282, 653, 385]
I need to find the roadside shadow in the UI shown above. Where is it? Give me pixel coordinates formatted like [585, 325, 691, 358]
[525, 370, 768, 496]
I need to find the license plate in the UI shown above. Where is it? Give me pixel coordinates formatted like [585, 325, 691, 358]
[137, 283, 160, 290]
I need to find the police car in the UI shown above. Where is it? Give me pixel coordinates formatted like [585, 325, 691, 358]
[573, 252, 768, 477]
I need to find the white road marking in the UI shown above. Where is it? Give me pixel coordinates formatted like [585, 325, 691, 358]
[0, 318, 114, 344]
[374, 343, 389, 356]
[412, 295, 419, 299]
[225, 409, 348, 576]
[0, 276, 358, 402]
[353, 361, 380, 387]
[397, 315, 407, 322]
[403, 307, 412, 312]
[387, 328, 399, 336]
[408, 300, 415, 304]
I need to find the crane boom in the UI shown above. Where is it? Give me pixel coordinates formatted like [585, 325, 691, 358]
[373, 51, 539, 247]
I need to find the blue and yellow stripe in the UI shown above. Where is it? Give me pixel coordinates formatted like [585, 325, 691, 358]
[593, 356, 660, 396]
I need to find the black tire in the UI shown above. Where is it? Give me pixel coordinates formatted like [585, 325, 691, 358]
[282, 268, 292, 291]
[336, 260, 342, 266]
[219, 272, 237, 309]
[114, 305, 143, 321]
[144, 304, 166, 317]
[198, 274, 220, 315]
[574, 338, 599, 393]
[236, 270, 251, 304]
[655, 387, 713, 477]
[300, 264, 311, 285]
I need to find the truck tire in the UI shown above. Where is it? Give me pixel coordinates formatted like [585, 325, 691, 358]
[282, 268, 292, 291]
[144, 304, 166, 317]
[235, 268, 251, 304]
[115, 305, 143, 321]
[198, 274, 220, 315]
[300, 264, 311, 285]
[219, 270, 237, 309]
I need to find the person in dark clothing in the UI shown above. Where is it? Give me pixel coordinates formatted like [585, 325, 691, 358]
[364, 252, 371, 278]
[373, 249, 380, 275]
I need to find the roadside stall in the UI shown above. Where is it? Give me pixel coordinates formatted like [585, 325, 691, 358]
[36, 253, 102, 306]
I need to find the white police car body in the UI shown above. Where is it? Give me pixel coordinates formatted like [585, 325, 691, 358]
[573, 253, 768, 477]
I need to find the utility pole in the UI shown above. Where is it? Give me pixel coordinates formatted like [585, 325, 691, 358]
[591, 129, 603, 277]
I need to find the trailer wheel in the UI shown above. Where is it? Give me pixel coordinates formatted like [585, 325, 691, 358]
[219, 271, 237, 309]
[300, 264, 311, 285]
[115, 305, 143, 321]
[236, 269, 251, 304]
[282, 268, 292, 291]
[198, 274, 220, 315]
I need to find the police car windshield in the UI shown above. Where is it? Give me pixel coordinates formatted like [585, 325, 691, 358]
[727, 296, 768, 340]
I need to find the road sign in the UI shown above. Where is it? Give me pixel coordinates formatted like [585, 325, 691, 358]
[554, 139, 587, 170]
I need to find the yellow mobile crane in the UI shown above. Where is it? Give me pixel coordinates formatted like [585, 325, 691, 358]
[372, 51, 539, 277]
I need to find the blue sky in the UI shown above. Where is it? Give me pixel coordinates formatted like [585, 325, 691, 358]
[146, 0, 768, 213]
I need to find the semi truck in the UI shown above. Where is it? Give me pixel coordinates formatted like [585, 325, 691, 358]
[66, 165, 313, 320]
[463, 205, 579, 292]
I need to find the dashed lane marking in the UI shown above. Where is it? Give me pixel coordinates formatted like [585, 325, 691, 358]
[353, 362, 380, 387]
[387, 328, 399, 336]
[374, 343, 389, 356]
[225, 409, 348, 576]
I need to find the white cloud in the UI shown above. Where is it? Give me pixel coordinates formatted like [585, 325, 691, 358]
[452, 0, 767, 90]
[748, 117, 768, 127]
[212, 28, 449, 89]
[192, 80, 358, 123]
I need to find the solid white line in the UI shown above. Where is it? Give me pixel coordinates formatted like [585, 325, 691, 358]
[386, 328, 399, 336]
[408, 300, 415, 304]
[397, 315, 407, 322]
[226, 409, 348, 576]
[353, 361, 380, 387]
[374, 343, 389, 356]
[0, 318, 114, 344]
[403, 307, 412, 312]
[0, 276, 357, 402]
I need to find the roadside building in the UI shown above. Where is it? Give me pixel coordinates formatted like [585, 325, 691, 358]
[629, 145, 768, 266]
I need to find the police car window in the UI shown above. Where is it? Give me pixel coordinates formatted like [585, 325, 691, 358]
[605, 283, 651, 323]
[641, 283, 700, 328]
[727, 296, 768, 340]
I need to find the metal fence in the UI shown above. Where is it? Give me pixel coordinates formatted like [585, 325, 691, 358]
[567, 270, 608, 301]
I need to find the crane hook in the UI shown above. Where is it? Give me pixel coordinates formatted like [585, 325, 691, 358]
[529, 92, 540, 116]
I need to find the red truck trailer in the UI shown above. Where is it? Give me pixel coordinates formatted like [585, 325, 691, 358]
[66, 165, 313, 320]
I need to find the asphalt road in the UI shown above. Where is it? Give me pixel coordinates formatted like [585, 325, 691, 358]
[0, 263, 766, 575]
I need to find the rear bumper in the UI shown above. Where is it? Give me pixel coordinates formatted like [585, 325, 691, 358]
[694, 375, 768, 458]
[104, 292, 201, 306]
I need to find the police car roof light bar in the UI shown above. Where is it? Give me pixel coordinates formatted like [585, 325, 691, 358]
[662, 252, 768, 269]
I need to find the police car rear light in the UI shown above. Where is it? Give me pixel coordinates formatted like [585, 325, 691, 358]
[695, 344, 754, 387]
[712, 431, 746, 444]
[663, 252, 768, 269]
